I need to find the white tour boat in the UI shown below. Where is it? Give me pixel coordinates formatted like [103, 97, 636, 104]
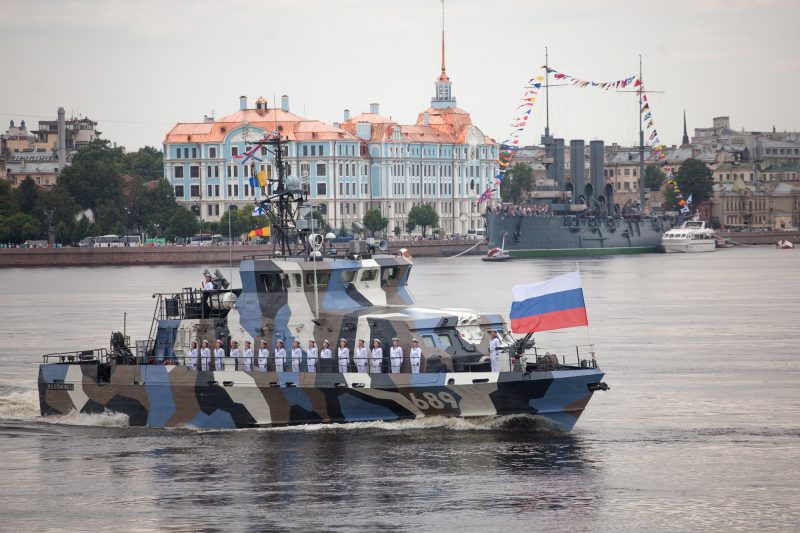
[661, 217, 716, 253]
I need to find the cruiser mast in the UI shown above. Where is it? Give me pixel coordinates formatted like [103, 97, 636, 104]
[638, 54, 645, 211]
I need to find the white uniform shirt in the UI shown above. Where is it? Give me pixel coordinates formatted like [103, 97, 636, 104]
[201, 347, 211, 371]
[230, 347, 240, 367]
[355, 347, 369, 372]
[410, 346, 422, 373]
[243, 348, 253, 371]
[188, 348, 199, 371]
[489, 337, 501, 372]
[389, 346, 403, 373]
[307, 347, 318, 373]
[203, 281, 214, 291]
[320, 348, 332, 359]
[274, 347, 286, 372]
[257, 348, 269, 371]
[371, 347, 383, 373]
[291, 348, 302, 372]
[214, 347, 225, 371]
[338, 347, 350, 373]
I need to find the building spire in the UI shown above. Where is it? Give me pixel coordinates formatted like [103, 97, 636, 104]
[439, 0, 449, 82]
[682, 109, 690, 146]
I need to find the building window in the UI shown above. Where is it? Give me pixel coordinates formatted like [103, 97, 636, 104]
[207, 205, 213, 216]
[316, 163, 326, 176]
[207, 184, 213, 197]
[231, 146, 239, 157]
[317, 182, 327, 196]
[175, 166, 184, 179]
[209, 147, 217, 159]
[303, 145, 308, 156]
[192, 147, 197, 158]
[174, 185, 184, 198]
[215, 185, 220, 196]
[301, 163, 310, 177]
[311, 145, 316, 156]
[190, 166, 200, 178]
[233, 184, 239, 197]
[190, 185, 200, 197]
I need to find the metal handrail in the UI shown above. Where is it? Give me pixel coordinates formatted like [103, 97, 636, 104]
[42, 348, 108, 364]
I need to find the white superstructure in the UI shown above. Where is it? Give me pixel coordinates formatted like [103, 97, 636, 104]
[662, 217, 716, 253]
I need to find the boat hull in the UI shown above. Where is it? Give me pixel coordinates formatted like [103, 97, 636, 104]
[485, 212, 669, 257]
[38, 364, 605, 432]
[663, 240, 716, 253]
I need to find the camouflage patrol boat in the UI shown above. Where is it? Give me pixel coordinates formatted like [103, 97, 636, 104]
[38, 136, 608, 431]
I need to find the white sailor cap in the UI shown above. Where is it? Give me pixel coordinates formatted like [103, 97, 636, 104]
[308, 339, 316, 344]
[411, 338, 419, 343]
[340, 338, 348, 344]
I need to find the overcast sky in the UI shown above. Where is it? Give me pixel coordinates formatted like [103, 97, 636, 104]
[1, 0, 798, 151]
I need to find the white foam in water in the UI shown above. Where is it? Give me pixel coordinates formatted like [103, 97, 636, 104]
[252, 413, 546, 433]
[0, 389, 129, 427]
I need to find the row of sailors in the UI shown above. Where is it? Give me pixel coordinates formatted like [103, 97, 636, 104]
[186, 338, 423, 374]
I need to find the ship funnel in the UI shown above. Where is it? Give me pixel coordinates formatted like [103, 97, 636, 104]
[569, 140, 584, 200]
[588, 140, 604, 201]
[553, 138, 565, 189]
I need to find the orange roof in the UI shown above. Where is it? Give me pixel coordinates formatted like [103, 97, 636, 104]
[164, 108, 353, 144]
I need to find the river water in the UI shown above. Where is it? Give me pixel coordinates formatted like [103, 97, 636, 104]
[1, 247, 798, 531]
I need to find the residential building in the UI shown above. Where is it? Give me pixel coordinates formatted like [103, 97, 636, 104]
[0, 109, 100, 189]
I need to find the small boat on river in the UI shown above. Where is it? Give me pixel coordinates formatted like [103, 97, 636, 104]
[662, 217, 716, 253]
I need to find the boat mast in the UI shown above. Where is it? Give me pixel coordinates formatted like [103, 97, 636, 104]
[638, 54, 645, 211]
[545, 46, 550, 138]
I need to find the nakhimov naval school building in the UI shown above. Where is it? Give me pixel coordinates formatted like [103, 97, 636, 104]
[162, 34, 499, 237]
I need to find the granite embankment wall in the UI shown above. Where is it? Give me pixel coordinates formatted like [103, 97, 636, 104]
[716, 231, 800, 246]
[0, 240, 487, 268]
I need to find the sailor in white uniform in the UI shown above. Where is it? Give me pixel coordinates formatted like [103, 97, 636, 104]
[355, 339, 368, 373]
[306, 340, 318, 373]
[291, 340, 302, 372]
[337, 339, 350, 373]
[389, 338, 403, 374]
[214, 339, 225, 371]
[242, 340, 253, 372]
[200, 340, 211, 371]
[274, 339, 286, 372]
[489, 329, 501, 372]
[229, 340, 240, 369]
[370, 339, 383, 374]
[320, 340, 332, 373]
[409, 338, 422, 374]
[257, 340, 269, 371]
[188, 341, 199, 371]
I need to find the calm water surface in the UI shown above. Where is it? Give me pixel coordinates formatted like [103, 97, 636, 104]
[1, 247, 798, 531]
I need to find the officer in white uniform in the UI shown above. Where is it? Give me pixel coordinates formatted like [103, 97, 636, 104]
[242, 340, 253, 372]
[389, 338, 403, 374]
[229, 340, 240, 369]
[274, 339, 286, 372]
[291, 340, 302, 372]
[201, 273, 214, 318]
[409, 338, 422, 374]
[188, 341, 199, 371]
[306, 340, 318, 373]
[320, 340, 332, 373]
[337, 339, 350, 373]
[355, 339, 368, 373]
[371, 339, 383, 374]
[489, 329, 501, 372]
[257, 340, 269, 372]
[200, 340, 211, 371]
[214, 339, 225, 371]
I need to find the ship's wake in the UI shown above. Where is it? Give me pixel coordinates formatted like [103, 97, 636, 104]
[0, 389, 129, 427]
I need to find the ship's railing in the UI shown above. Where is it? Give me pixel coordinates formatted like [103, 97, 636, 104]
[42, 348, 108, 364]
[528, 344, 598, 369]
[152, 288, 237, 320]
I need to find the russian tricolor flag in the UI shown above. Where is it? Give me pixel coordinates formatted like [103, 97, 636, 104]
[510, 271, 589, 333]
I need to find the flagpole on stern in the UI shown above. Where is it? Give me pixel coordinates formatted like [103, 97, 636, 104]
[576, 261, 595, 363]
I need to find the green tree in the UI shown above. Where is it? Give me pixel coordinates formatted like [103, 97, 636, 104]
[54, 221, 72, 244]
[310, 209, 331, 233]
[58, 139, 125, 211]
[362, 209, 388, 236]
[499, 163, 534, 204]
[34, 186, 78, 230]
[406, 204, 439, 237]
[165, 207, 199, 241]
[219, 208, 269, 239]
[675, 158, 713, 205]
[644, 164, 666, 192]
[145, 179, 178, 230]
[16, 176, 39, 213]
[123, 146, 163, 182]
[3, 213, 40, 244]
[95, 201, 123, 234]
[393, 225, 401, 238]
[73, 216, 94, 242]
[0, 180, 18, 217]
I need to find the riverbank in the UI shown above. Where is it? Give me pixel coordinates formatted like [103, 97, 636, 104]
[0, 239, 487, 267]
